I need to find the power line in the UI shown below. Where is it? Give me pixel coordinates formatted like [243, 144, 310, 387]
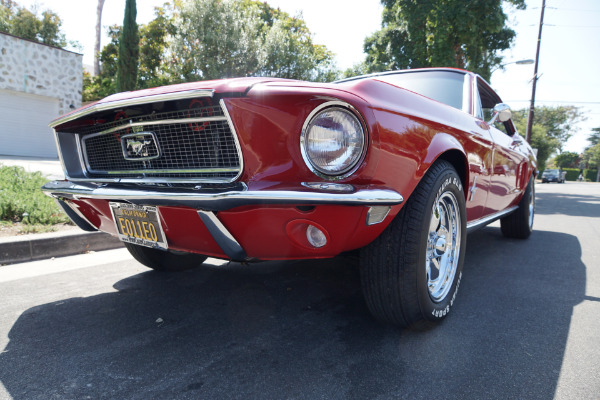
[544, 24, 600, 28]
[506, 100, 600, 105]
[545, 7, 600, 13]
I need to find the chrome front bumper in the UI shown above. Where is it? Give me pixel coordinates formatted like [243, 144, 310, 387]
[42, 180, 404, 212]
[44, 180, 404, 262]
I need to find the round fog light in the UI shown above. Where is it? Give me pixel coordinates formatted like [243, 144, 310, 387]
[306, 225, 327, 248]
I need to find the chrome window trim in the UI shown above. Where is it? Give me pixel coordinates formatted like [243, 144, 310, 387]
[462, 74, 472, 114]
[49, 89, 215, 128]
[300, 100, 368, 181]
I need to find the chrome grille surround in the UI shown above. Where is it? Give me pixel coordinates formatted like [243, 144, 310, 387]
[73, 99, 243, 183]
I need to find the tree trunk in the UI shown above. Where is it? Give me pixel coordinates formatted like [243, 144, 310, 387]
[94, 0, 106, 76]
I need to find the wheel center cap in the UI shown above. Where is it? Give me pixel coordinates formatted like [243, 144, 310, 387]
[434, 236, 447, 256]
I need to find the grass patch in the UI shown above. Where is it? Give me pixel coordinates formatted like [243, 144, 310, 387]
[0, 165, 71, 225]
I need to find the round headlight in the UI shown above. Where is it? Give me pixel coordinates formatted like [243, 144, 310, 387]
[301, 105, 365, 177]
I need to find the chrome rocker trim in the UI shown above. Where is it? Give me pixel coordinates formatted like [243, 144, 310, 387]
[466, 206, 518, 234]
[42, 181, 404, 212]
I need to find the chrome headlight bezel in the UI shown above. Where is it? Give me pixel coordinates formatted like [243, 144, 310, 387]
[300, 101, 367, 180]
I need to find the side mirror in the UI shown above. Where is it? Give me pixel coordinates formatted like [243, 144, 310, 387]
[487, 103, 512, 125]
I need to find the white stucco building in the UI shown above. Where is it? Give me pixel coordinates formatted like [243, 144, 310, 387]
[0, 32, 83, 158]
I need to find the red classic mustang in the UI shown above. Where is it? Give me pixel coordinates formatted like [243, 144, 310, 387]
[43, 68, 537, 328]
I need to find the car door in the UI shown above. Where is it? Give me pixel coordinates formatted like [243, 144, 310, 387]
[486, 124, 527, 213]
[475, 77, 530, 215]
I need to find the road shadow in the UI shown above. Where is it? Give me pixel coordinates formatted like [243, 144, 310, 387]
[0, 227, 585, 399]
[535, 190, 600, 218]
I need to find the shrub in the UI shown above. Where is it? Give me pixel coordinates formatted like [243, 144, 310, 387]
[562, 168, 580, 181]
[0, 165, 70, 225]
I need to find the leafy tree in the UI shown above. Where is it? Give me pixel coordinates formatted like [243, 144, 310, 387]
[138, 4, 176, 88]
[364, 0, 525, 81]
[582, 127, 600, 181]
[117, 0, 138, 92]
[171, 0, 338, 82]
[342, 62, 369, 79]
[512, 118, 555, 173]
[0, 0, 69, 48]
[83, 25, 119, 101]
[587, 127, 600, 146]
[553, 151, 580, 169]
[84, 0, 339, 100]
[512, 105, 584, 152]
[85, 5, 175, 101]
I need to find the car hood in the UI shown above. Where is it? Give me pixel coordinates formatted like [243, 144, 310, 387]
[98, 77, 296, 103]
[50, 77, 297, 128]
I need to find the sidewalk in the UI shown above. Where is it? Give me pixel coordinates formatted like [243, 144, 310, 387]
[0, 230, 123, 265]
[0, 155, 123, 265]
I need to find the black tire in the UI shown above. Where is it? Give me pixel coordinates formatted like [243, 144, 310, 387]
[500, 175, 535, 239]
[360, 160, 467, 328]
[124, 242, 207, 272]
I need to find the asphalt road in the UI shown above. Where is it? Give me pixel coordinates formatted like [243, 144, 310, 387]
[0, 182, 599, 400]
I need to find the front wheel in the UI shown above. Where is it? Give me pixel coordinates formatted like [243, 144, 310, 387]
[124, 242, 207, 271]
[360, 160, 466, 328]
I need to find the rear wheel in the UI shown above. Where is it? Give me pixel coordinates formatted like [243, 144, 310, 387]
[360, 160, 466, 328]
[500, 176, 535, 239]
[124, 242, 207, 271]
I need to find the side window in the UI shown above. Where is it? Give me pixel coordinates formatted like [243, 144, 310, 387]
[474, 90, 484, 120]
[476, 78, 515, 136]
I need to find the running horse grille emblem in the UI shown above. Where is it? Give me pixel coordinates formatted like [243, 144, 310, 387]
[121, 132, 160, 161]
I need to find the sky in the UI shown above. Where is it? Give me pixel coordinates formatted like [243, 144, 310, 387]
[15, 0, 600, 153]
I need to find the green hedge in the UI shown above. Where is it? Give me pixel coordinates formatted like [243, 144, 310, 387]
[562, 168, 580, 181]
[585, 169, 598, 181]
[559, 168, 598, 181]
[539, 168, 598, 181]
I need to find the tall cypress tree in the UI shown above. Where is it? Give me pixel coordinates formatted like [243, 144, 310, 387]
[116, 0, 138, 92]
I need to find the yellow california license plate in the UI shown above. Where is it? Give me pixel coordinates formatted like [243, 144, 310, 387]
[110, 202, 168, 249]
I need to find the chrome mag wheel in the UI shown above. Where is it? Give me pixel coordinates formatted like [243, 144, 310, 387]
[426, 191, 461, 303]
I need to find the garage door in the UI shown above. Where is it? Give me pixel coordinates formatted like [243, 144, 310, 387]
[0, 89, 60, 158]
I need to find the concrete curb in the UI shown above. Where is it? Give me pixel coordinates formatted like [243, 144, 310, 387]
[0, 230, 124, 266]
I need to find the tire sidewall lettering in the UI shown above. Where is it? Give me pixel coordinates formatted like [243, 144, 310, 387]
[421, 171, 466, 322]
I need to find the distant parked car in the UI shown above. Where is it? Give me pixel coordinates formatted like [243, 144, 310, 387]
[541, 169, 565, 183]
[43, 68, 537, 328]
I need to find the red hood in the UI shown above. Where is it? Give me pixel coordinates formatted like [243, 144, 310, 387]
[51, 77, 297, 127]
[99, 77, 296, 103]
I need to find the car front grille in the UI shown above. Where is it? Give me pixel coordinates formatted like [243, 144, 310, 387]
[77, 102, 241, 182]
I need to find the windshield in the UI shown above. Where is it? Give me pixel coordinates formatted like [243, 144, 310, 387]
[336, 70, 467, 111]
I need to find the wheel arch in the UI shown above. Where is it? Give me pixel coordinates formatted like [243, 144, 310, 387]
[434, 149, 468, 198]
[419, 133, 469, 196]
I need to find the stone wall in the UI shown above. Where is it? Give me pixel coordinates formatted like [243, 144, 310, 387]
[0, 33, 82, 115]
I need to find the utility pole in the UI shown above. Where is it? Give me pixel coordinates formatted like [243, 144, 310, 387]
[526, 0, 546, 143]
